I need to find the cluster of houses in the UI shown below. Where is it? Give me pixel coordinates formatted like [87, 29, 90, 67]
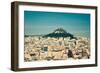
[24, 36, 90, 62]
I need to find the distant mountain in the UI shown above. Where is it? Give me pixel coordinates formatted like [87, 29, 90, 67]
[43, 28, 76, 39]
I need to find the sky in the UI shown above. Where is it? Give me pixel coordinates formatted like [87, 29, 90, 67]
[24, 11, 90, 38]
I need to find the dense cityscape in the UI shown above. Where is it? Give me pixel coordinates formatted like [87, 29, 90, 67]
[24, 28, 90, 62]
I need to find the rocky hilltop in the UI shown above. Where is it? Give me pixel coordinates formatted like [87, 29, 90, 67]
[43, 28, 76, 39]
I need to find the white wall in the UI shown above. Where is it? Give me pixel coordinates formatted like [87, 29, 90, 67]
[0, 0, 99, 73]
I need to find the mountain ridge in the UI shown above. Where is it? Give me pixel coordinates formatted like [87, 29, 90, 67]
[43, 28, 76, 39]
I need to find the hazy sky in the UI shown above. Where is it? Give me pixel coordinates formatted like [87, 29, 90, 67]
[24, 11, 90, 38]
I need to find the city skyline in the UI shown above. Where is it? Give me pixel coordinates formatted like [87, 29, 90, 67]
[24, 11, 90, 38]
